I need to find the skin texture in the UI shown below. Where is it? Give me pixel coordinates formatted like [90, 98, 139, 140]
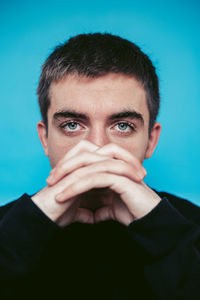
[32, 73, 161, 227]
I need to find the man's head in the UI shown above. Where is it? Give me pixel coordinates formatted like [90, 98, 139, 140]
[37, 33, 161, 167]
[37, 33, 160, 132]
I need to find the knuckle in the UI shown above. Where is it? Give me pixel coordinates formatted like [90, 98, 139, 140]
[79, 140, 95, 149]
[82, 151, 102, 162]
[75, 140, 99, 154]
[80, 151, 94, 162]
[105, 143, 117, 151]
[79, 140, 88, 147]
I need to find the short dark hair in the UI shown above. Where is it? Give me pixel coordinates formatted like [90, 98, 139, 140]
[37, 33, 160, 132]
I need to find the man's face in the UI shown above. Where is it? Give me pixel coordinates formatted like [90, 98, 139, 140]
[38, 73, 160, 168]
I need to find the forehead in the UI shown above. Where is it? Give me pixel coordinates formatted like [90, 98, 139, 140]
[48, 73, 149, 122]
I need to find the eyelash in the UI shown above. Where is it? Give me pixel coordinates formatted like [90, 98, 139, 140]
[59, 121, 136, 134]
[113, 122, 136, 132]
[59, 121, 82, 131]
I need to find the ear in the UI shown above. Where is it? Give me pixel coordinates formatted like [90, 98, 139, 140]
[145, 122, 161, 159]
[37, 121, 49, 157]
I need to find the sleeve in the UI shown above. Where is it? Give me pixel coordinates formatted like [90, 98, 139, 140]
[0, 194, 59, 298]
[127, 197, 200, 300]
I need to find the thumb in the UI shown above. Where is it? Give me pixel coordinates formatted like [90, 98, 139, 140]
[94, 206, 115, 223]
[74, 208, 94, 224]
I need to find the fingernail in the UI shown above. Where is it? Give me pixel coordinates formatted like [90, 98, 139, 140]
[137, 170, 146, 181]
[47, 175, 54, 185]
[138, 174, 144, 181]
[47, 175, 52, 181]
[143, 168, 147, 177]
[50, 168, 56, 176]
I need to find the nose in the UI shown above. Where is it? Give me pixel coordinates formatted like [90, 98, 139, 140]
[86, 126, 110, 147]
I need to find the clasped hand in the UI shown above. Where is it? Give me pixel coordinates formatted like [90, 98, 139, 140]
[32, 141, 161, 227]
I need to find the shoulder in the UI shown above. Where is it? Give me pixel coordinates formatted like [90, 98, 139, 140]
[0, 199, 17, 218]
[156, 191, 200, 225]
[0, 194, 31, 219]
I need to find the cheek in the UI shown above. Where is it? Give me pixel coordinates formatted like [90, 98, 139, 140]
[114, 138, 148, 163]
[47, 138, 79, 168]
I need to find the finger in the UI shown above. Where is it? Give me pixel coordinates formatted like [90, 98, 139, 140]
[94, 206, 115, 223]
[96, 143, 146, 177]
[74, 208, 94, 224]
[49, 140, 99, 176]
[52, 156, 144, 197]
[72, 158, 144, 182]
[55, 204, 94, 226]
[55, 173, 129, 203]
[64, 140, 99, 160]
[47, 152, 108, 186]
[55, 169, 160, 221]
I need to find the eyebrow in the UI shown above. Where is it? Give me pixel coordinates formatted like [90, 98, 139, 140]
[53, 110, 89, 121]
[109, 110, 144, 124]
[53, 109, 144, 124]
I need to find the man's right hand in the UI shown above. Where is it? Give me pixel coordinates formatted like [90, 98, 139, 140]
[31, 141, 102, 227]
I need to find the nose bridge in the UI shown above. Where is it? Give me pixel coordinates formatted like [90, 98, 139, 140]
[86, 123, 110, 147]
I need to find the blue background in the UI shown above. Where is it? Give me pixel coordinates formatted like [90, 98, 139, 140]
[0, 0, 199, 205]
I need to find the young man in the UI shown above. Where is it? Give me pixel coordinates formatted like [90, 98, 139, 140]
[1, 33, 200, 299]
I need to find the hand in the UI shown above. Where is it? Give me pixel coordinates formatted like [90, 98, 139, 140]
[32, 141, 101, 226]
[94, 144, 161, 225]
[47, 142, 161, 226]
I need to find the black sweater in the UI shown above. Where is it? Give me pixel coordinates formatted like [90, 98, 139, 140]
[0, 192, 200, 299]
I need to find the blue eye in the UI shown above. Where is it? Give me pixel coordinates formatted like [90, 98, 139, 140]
[117, 122, 128, 131]
[115, 122, 135, 132]
[61, 121, 81, 131]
